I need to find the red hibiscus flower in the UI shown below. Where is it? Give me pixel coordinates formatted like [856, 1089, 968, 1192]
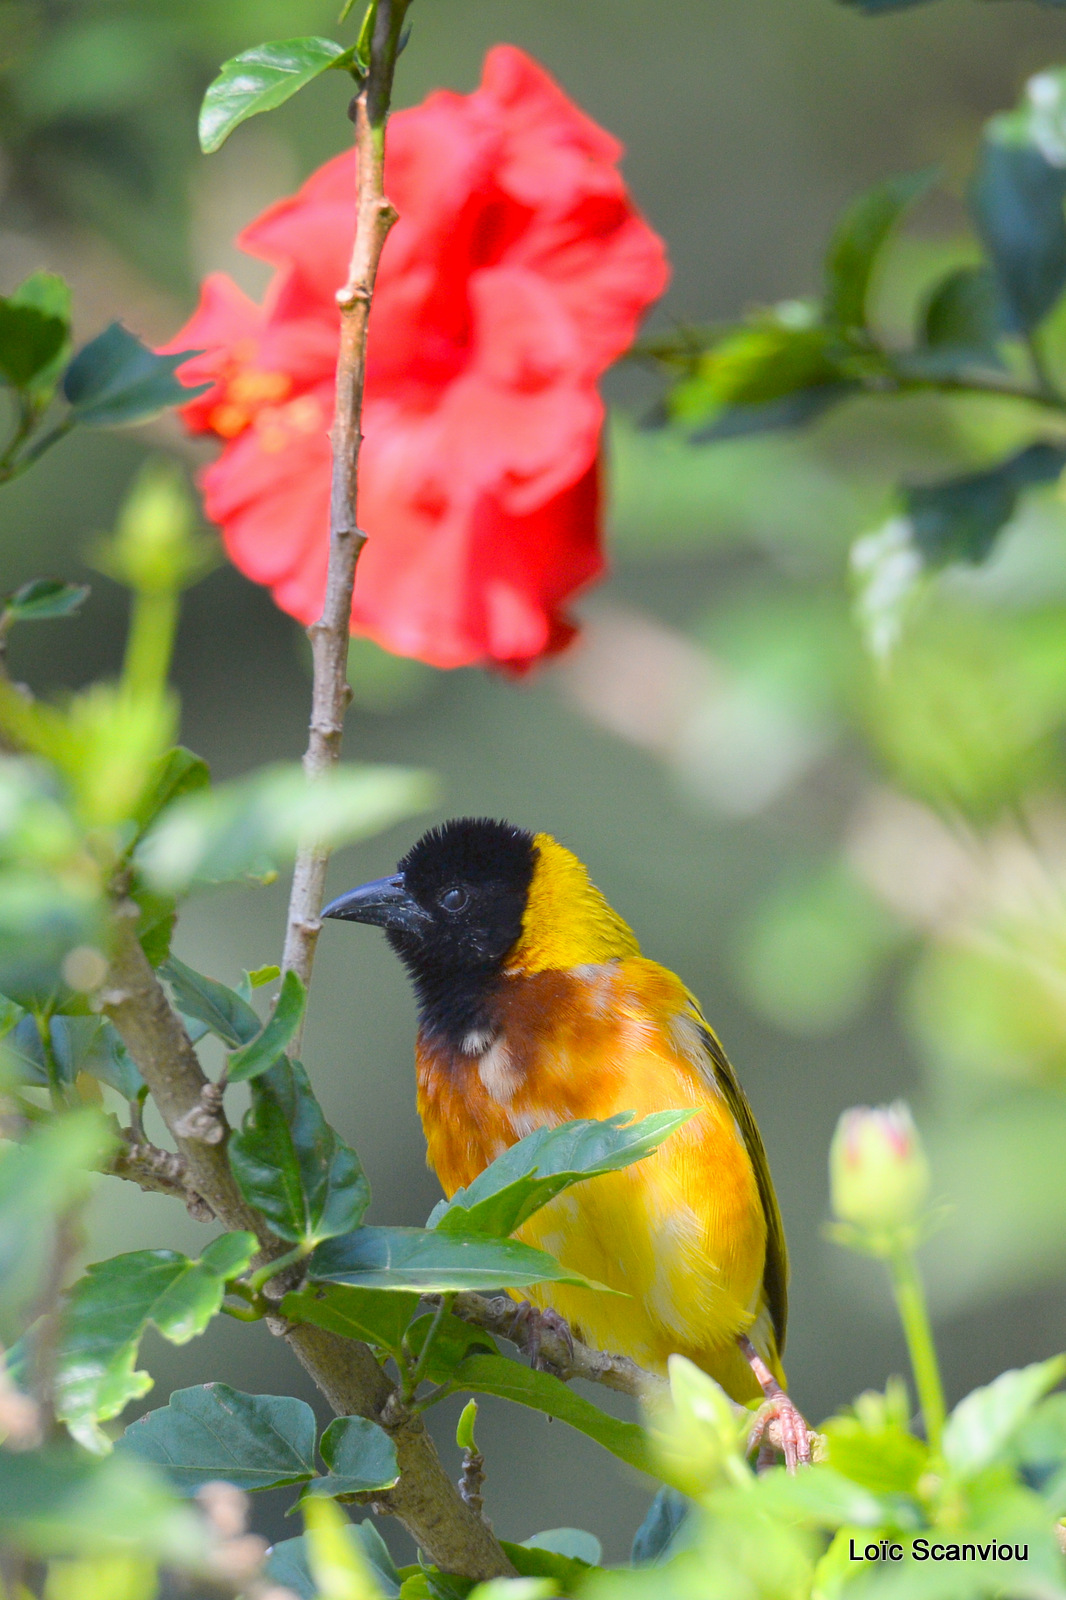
[165, 45, 669, 670]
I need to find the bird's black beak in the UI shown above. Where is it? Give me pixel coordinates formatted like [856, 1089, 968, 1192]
[321, 873, 431, 936]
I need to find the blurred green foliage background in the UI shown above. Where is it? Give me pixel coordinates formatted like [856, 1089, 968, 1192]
[6, 0, 1066, 1566]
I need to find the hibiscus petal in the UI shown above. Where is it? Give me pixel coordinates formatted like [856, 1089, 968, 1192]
[239, 151, 355, 306]
[159, 273, 266, 430]
[163, 45, 668, 672]
[202, 393, 332, 609]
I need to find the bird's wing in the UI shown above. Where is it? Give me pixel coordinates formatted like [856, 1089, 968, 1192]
[686, 997, 790, 1356]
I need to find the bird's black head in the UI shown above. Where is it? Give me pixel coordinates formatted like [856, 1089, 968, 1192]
[322, 817, 537, 1041]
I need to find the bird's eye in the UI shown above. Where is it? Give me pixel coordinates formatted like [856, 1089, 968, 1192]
[439, 886, 468, 912]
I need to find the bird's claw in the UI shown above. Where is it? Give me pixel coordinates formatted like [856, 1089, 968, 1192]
[747, 1392, 814, 1474]
[508, 1301, 574, 1374]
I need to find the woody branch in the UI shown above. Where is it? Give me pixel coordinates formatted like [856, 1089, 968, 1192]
[282, 0, 407, 992]
[445, 1292, 815, 1457]
[97, 8, 515, 1577]
[102, 903, 512, 1578]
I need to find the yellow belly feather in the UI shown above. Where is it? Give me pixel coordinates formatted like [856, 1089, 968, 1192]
[417, 955, 786, 1405]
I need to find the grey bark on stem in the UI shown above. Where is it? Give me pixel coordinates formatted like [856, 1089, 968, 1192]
[103, 909, 513, 1578]
[282, 0, 407, 997]
[447, 1292, 668, 1402]
[446, 1292, 819, 1460]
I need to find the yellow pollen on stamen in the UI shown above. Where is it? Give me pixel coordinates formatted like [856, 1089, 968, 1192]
[251, 395, 326, 453]
[209, 402, 251, 438]
[228, 370, 292, 405]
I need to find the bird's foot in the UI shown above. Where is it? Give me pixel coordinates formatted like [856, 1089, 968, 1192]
[736, 1333, 814, 1473]
[507, 1301, 574, 1375]
[746, 1392, 814, 1474]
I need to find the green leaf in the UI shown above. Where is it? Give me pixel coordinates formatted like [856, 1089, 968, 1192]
[3, 579, 90, 623]
[943, 1356, 1066, 1478]
[631, 1487, 692, 1565]
[136, 762, 434, 895]
[439, 1351, 655, 1475]
[268, 1523, 402, 1600]
[905, 441, 1066, 568]
[920, 265, 1002, 358]
[63, 323, 208, 427]
[521, 1530, 602, 1566]
[0, 1446, 203, 1561]
[199, 38, 354, 154]
[428, 1111, 695, 1238]
[160, 954, 260, 1047]
[972, 82, 1066, 332]
[0, 1110, 114, 1340]
[7, 275, 71, 400]
[499, 1544, 597, 1595]
[281, 1283, 421, 1358]
[120, 1384, 318, 1492]
[305, 1497, 391, 1600]
[227, 969, 307, 1083]
[752, 1463, 899, 1528]
[55, 1233, 257, 1451]
[822, 1387, 928, 1495]
[399, 1570, 472, 1600]
[404, 1309, 498, 1373]
[824, 168, 938, 329]
[10, 1016, 117, 1089]
[355, 1520, 404, 1595]
[248, 963, 281, 987]
[4, 1012, 46, 1083]
[49, 1016, 145, 1099]
[130, 746, 211, 841]
[692, 383, 853, 443]
[308, 1415, 399, 1498]
[455, 1399, 479, 1452]
[85, 1034, 144, 1101]
[0, 298, 67, 388]
[12, 270, 71, 326]
[0, 865, 104, 1007]
[130, 880, 176, 968]
[267, 1536, 321, 1600]
[0, 990, 22, 1036]
[670, 313, 851, 437]
[229, 1058, 370, 1246]
[309, 1226, 607, 1294]
[1017, 1392, 1066, 1498]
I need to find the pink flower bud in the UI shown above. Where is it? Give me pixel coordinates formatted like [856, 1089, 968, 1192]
[830, 1101, 930, 1235]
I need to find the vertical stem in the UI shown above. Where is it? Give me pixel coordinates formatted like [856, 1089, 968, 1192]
[34, 1011, 67, 1115]
[122, 589, 180, 700]
[1025, 328, 1060, 404]
[402, 1292, 454, 1402]
[889, 1246, 946, 1453]
[282, 0, 407, 997]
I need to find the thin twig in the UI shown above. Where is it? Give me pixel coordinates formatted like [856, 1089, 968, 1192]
[1025, 329, 1061, 406]
[459, 1448, 488, 1523]
[101, 903, 269, 1240]
[109, 1126, 213, 1220]
[881, 366, 1066, 414]
[446, 1293, 822, 1462]
[402, 1292, 453, 1402]
[447, 1293, 667, 1402]
[281, 0, 407, 999]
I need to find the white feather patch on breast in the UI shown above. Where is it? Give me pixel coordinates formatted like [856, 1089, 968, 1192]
[476, 1035, 521, 1103]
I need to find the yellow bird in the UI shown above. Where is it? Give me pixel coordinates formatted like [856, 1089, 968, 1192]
[324, 817, 809, 1465]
